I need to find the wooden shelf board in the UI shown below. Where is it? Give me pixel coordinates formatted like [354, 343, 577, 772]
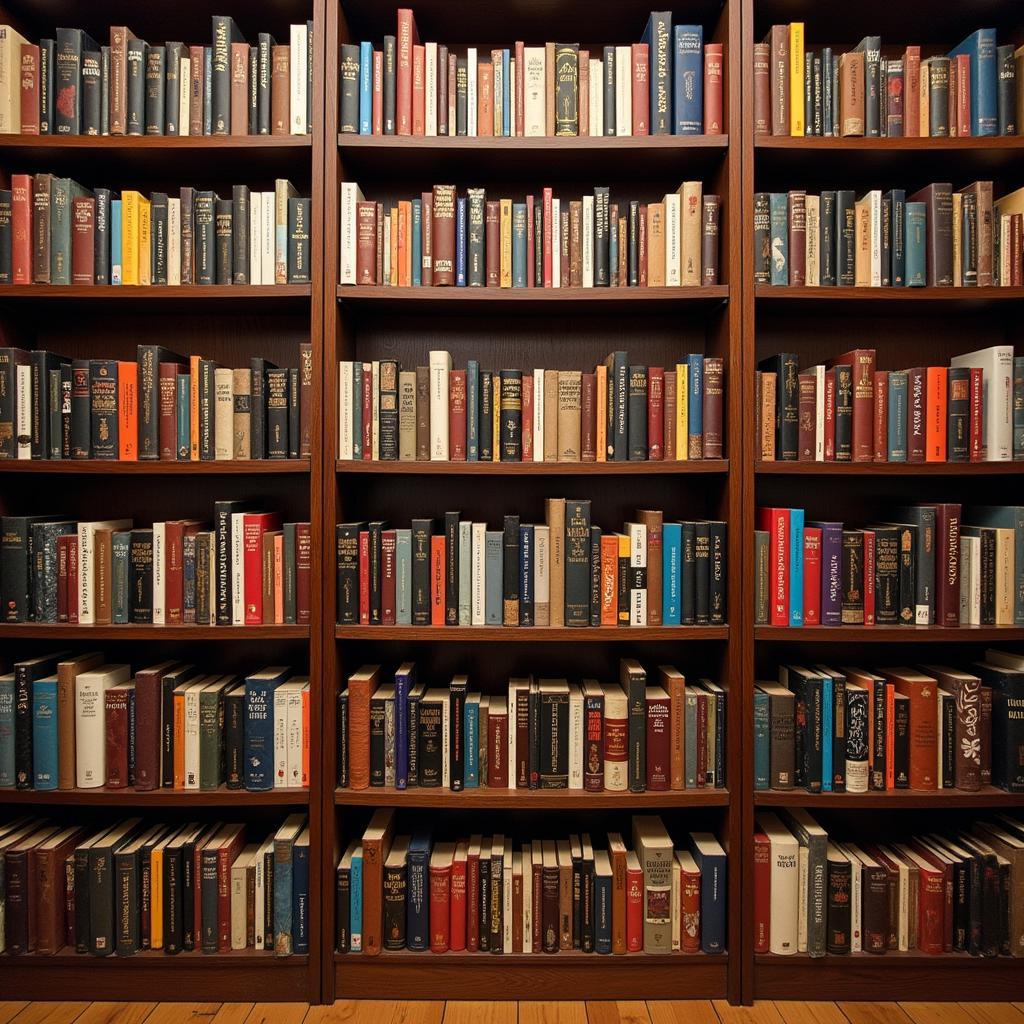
[0, 624, 310, 640]
[0, 786, 310, 807]
[335, 787, 729, 808]
[340, 135, 729, 153]
[755, 285, 1024, 304]
[754, 625, 1023, 642]
[335, 625, 729, 642]
[337, 459, 729, 475]
[0, 135, 312, 152]
[755, 136, 1024, 153]
[0, 285, 311, 309]
[0, 460, 310, 475]
[756, 461, 1023, 476]
[753, 787, 1023, 809]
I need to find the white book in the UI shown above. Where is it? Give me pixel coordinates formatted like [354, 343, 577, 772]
[214, 367, 233, 460]
[183, 680, 204, 788]
[961, 534, 980, 625]
[471, 522, 486, 625]
[231, 845, 258, 949]
[425, 42, 438, 136]
[814, 364, 826, 460]
[339, 181, 366, 285]
[615, 46, 632, 135]
[568, 683, 584, 789]
[805, 194, 820, 285]
[75, 664, 131, 787]
[589, 60, 603, 136]
[370, 360, 380, 459]
[627, 522, 647, 625]
[663, 191, 681, 285]
[533, 524, 550, 625]
[167, 198, 181, 285]
[0, 26, 29, 133]
[797, 844, 809, 952]
[231, 512, 246, 624]
[837, 842, 863, 953]
[950, 345, 1014, 460]
[287, 679, 307, 787]
[14, 363, 29, 458]
[338, 361, 354, 459]
[532, 370, 545, 460]
[999, 214, 1011, 286]
[248, 191, 262, 285]
[551, 198, 561, 287]
[523, 47, 545, 136]
[429, 349, 452, 459]
[151, 521, 166, 624]
[76, 519, 131, 624]
[273, 682, 293, 788]
[289, 23, 307, 134]
[868, 189, 882, 286]
[582, 194, 595, 286]
[522, 843, 533, 952]
[261, 191, 276, 284]
[467, 48, 478, 137]
[503, 850, 513, 952]
[178, 58, 191, 136]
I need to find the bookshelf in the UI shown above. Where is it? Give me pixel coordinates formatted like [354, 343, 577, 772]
[323, 0, 743, 1004]
[740, 0, 1024, 1004]
[0, 0, 326, 1003]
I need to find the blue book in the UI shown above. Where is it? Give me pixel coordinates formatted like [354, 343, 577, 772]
[292, 829, 310, 954]
[519, 524, 534, 626]
[0, 673, 14, 787]
[456, 197, 467, 286]
[350, 846, 363, 952]
[673, 26, 703, 134]
[689, 833, 727, 954]
[949, 30, 998, 136]
[642, 12, 673, 134]
[820, 670, 833, 792]
[485, 530, 503, 624]
[110, 199, 122, 284]
[594, 857, 613, 953]
[394, 662, 415, 788]
[175, 374, 190, 460]
[273, 824, 298, 954]
[753, 688, 770, 790]
[686, 354, 703, 450]
[887, 371, 909, 461]
[502, 49, 511, 136]
[411, 199, 422, 287]
[112, 530, 131, 623]
[662, 522, 682, 625]
[464, 697, 479, 787]
[512, 203, 527, 287]
[395, 529, 412, 624]
[244, 666, 291, 790]
[406, 833, 431, 950]
[352, 361, 363, 459]
[358, 41, 373, 134]
[769, 193, 788, 285]
[32, 675, 58, 790]
[466, 360, 480, 460]
[905, 202, 927, 286]
[788, 507, 804, 626]
[886, 189, 906, 285]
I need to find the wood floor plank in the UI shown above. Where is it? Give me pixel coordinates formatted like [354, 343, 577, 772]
[304, 1006, 397, 1024]
[646, 1001, 720, 1024]
[142, 1006, 220, 1024]
[242, 1006, 307, 1024]
[9, 1004, 91, 1024]
[959, 1007, 1024, 1024]
[586, 1003, 652, 1024]
[520, 1003, 587, 1024]
[390, 1003, 446, 1024]
[72, 1005, 156, 1024]
[838, 1006, 914, 1024]
[900, 1005, 978, 1024]
[0, 1007, 30, 1024]
[768, 1005, 847, 1024]
[206, 1009, 254, 1024]
[443, 1004, 516, 1024]
[712, 1001, 784, 1024]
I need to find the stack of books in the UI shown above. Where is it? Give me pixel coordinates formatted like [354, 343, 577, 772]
[336, 810, 727, 955]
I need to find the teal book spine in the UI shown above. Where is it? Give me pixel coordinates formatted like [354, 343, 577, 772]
[0, 674, 14, 787]
[350, 849, 363, 952]
[662, 522, 681, 625]
[686, 354, 703, 449]
[466, 360, 480, 461]
[411, 199, 422, 286]
[395, 528, 412, 625]
[358, 41, 373, 135]
[484, 530, 503, 625]
[463, 700, 479, 787]
[769, 193, 788, 285]
[110, 199, 123, 284]
[176, 374, 190, 459]
[458, 521, 472, 625]
[905, 202, 927, 286]
[32, 677, 58, 790]
[512, 202, 527, 287]
[788, 507, 804, 626]
[111, 530, 131, 622]
[753, 689, 770, 789]
[273, 841, 294, 954]
[887, 371, 908, 461]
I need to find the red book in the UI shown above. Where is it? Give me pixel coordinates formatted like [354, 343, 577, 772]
[358, 530, 370, 624]
[644, 687, 670, 790]
[522, 374, 534, 460]
[361, 364, 372, 459]
[887, 669, 937, 789]
[872, 370, 888, 461]
[626, 856, 643, 952]
[910, 841, 953, 952]
[753, 830, 771, 954]
[542, 188, 553, 287]
[514, 41, 525, 135]
[295, 523, 312, 625]
[104, 685, 131, 787]
[828, 349, 875, 462]
[955, 54, 971, 137]
[67, 535, 79, 623]
[372, 50, 383, 134]
[968, 367, 983, 461]
[757, 507, 790, 626]
[381, 530, 397, 625]
[935, 503, 961, 626]
[803, 527, 822, 626]
[428, 847, 452, 952]
[430, 535, 445, 625]
[526, 195, 535, 286]
[396, 8, 418, 135]
[647, 367, 664, 459]
[863, 528, 876, 627]
[450, 843, 467, 951]
[217, 829, 245, 952]
[164, 520, 185, 623]
[487, 701, 508, 786]
[680, 855, 702, 952]
[449, 369, 467, 460]
[466, 843, 480, 951]
[158, 363, 182, 460]
[242, 513, 281, 624]
[630, 43, 649, 135]
[703, 43, 724, 134]
[11, 174, 32, 284]
[411, 44, 425, 135]
[925, 367, 947, 462]
[823, 370, 836, 460]
[20, 45, 40, 135]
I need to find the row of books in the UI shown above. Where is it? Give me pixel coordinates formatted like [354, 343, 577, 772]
[754, 809, 1024, 957]
[754, 654, 1024, 795]
[337, 352, 724, 463]
[0, 177, 309, 287]
[1, 507, 312, 626]
[0, 654, 310, 793]
[0, 347, 311, 462]
[339, 10, 723, 138]
[757, 346, 1022, 464]
[0, 19, 313, 137]
[336, 810, 727, 955]
[337, 659, 726, 793]
[0, 813, 310, 957]
[338, 182, 720, 288]
[335, 505, 726, 628]
[755, 26, 1021, 138]
[753, 504, 1024, 629]
[753, 181, 1024, 288]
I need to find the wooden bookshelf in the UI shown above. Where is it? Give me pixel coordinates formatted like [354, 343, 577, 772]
[740, 0, 1024, 1004]
[0, 0, 327, 1003]
[323, 0, 743, 1004]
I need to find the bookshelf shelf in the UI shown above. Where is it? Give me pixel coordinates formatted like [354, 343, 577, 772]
[0, 460, 311, 475]
[0, 284, 312, 310]
[336, 460, 730, 476]
[0, 135, 312, 151]
[755, 461, 1024, 476]
[754, 626, 1024, 642]
[753, 787, 1024, 809]
[334, 625, 729, 642]
[754, 285, 1024, 306]
[0, 786, 310, 806]
[0, 624, 311, 640]
[335, 787, 729, 809]
[755, 136, 1024, 153]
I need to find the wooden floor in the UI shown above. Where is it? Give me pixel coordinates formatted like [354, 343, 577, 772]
[2, 1003, 1024, 1024]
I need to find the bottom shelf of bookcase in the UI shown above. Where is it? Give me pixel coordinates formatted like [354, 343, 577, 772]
[753, 952, 1023, 1001]
[0, 950, 311, 1002]
[334, 949, 728, 999]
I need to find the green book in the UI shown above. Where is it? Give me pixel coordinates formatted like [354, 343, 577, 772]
[198, 676, 234, 790]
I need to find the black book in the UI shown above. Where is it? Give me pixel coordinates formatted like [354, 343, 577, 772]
[213, 500, 253, 624]
[339, 44, 360, 133]
[450, 675, 467, 791]
[443, 511, 460, 626]
[589, 525, 602, 627]
[891, 522, 916, 626]
[81, 51, 102, 134]
[383, 35, 397, 134]
[841, 529, 864, 625]
[211, 15, 245, 134]
[519, 524, 534, 627]
[758, 352, 799, 460]
[369, 687, 387, 785]
[998, 45, 1017, 135]
[826, 848, 853, 954]
[528, 678, 541, 787]
[336, 689, 349, 787]
[377, 359, 398, 460]
[680, 521, 697, 625]
[602, 46, 616, 135]
[165, 42, 184, 134]
[947, 366, 970, 461]
[502, 514, 520, 625]
[627, 364, 647, 460]
[694, 521, 711, 624]
[54, 28, 99, 134]
[47, 368, 61, 459]
[455, 57, 467, 135]
[126, 38, 147, 135]
[580, 839, 595, 952]
[628, 200, 640, 285]
[836, 190, 856, 285]
[29, 351, 68, 459]
[114, 831, 148, 955]
[197, 358, 219, 460]
[248, 355, 274, 459]
[870, 675, 887, 790]
[499, 369, 522, 461]
[151, 192, 168, 284]
[163, 833, 185, 954]
[477, 841, 491, 950]
[257, 34, 274, 134]
[554, 43, 579, 136]
[833, 364, 853, 461]
[180, 822, 213, 951]
[137, 346, 185, 460]
[288, 367, 301, 459]
[215, 198, 233, 283]
[224, 686, 245, 788]
[265, 368, 289, 458]
[410, 518, 433, 625]
[564, 499, 591, 626]
[880, 196, 891, 286]
[753, 192, 770, 283]
[14, 652, 68, 787]
[707, 520, 727, 624]
[39, 39, 54, 134]
[417, 691, 443, 786]
[467, 189, 486, 286]
[382, 839, 408, 949]
[336, 857, 351, 952]
[88, 818, 142, 956]
[94, 188, 111, 285]
[961, 191, 978, 287]
[129, 529, 154, 623]
[59, 364, 72, 458]
[929, 57, 950, 137]
[232, 185, 250, 284]
[194, 191, 217, 284]
[539, 682, 570, 787]
[803, 51, 814, 136]
[620, 659, 646, 792]
[0, 189, 11, 283]
[0, 515, 40, 622]
[594, 186, 610, 285]
[88, 359, 118, 459]
[819, 191, 837, 285]
[857, 36, 881, 136]
[479, 371, 493, 460]
[871, 526, 899, 625]
[144, 45, 166, 134]
[368, 520, 386, 624]
[288, 197, 311, 283]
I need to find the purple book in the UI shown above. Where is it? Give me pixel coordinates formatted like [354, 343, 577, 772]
[394, 662, 416, 789]
[811, 521, 843, 626]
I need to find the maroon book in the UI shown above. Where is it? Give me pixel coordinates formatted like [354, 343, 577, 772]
[702, 357, 724, 459]
[355, 202, 377, 285]
[907, 367, 926, 463]
[788, 191, 806, 286]
[104, 686, 131, 788]
[431, 184, 456, 286]
[934, 503, 962, 627]
[798, 371, 816, 461]
[448, 369, 467, 461]
[20, 44, 40, 135]
[420, 191, 433, 286]
[581, 372, 597, 462]
[647, 367, 664, 460]
[485, 200, 500, 287]
[703, 43, 724, 134]
[132, 662, 178, 791]
[71, 196, 96, 285]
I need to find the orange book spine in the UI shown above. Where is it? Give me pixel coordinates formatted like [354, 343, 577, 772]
[173, 692, 186, 788]
[189, 355, 202, 460]
[925, 366, 947, 461]
[600, 534, 618, 625]
[681, 866, 702, 952]
[117, 360, 138, 460]
[431, 535, 445, 625]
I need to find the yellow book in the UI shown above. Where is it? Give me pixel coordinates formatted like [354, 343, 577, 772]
[492, 374, 500, 460]
[389, 210, 399, 286]
[675, 364, 688, 460]
[150, 844, 165, 949]
[121, 190, 142, 285]
[595, 363, 607, 462]
[854, 198, 870, 287]
[919, 60, 930, 136]
[189, 354, 202, 460]
[500, 198, 513, 287]
[617, 533, 631, 625]
[138, 195, 152, 286]
[789, 22, 805, 136]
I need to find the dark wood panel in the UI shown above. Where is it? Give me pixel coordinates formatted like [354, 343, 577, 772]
[0, 624, 310, 639]
[753, 787, 1024, 809]
[338, 460, 729, 476]
[0, 785, 310, 806]
[1, 460, 310, 475]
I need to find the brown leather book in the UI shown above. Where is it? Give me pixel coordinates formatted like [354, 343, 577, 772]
[71, 197, 96, 285]
[703, 43, 724, 134]
[580, 372, 596, 462]
[961, 181, 994, 286]
[356, 201, 377, 285]
[361, 808, 396, 956]
[431, 184, 456, 286]
[104, 684, 132, 787]
[569, 200, 582, 286]
[884, 668, 938, 789]
[230, 42, 249, 135]
[158, 363, 181, 460]
[271, 45, 290, 135]
[415, 366, 430, 459]
[133, 660, 179, 791]
[788, 190, 806, 286]
[20, 44, 39, 134]
[638, 509, 663, 625]
[31, 827, 84, 954]
[840, 51, 866, 136]
[94, 528, 113, 624]
[477, 60, 493, 136]
[753, 42, 770, 135]
[347, 665, 380, 790]
[703, 357, 724, 459]
[919, 665, 982, 791]
[768, 25, 789, 135]
[189, 46, 204, 135]
[110, 27, 136, 135]
[607, 833, 627, 953]
[57, 652, 104, 790]
[828, 349, 876, 462]
[485, 201, 500, 286]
